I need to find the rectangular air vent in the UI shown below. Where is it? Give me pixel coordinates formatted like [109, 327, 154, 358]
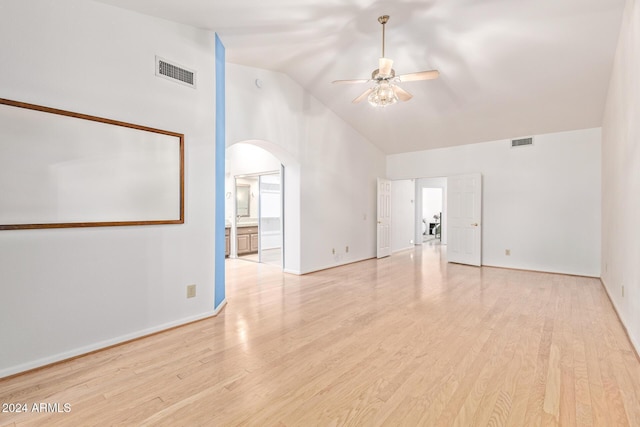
[511, 137, 533, 148]
[155, 56, 196, 88]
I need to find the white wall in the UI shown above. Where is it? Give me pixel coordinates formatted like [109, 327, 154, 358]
[0, 1, 218, 377]
[601, 0, 640, 354]
[227, 64, 386, 273]
[391, 180, 416, 252]
[388, 128, 601, 276]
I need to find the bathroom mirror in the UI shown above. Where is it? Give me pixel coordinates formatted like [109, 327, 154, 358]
[236, 184, 250, 217]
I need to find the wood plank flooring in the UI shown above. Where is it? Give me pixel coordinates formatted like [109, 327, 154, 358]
[1, 245, 639, 426]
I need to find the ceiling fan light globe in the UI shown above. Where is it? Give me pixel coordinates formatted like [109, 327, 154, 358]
[367, 82, 398, 107]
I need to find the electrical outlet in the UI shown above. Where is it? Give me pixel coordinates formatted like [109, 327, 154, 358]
[505, 249, 511, 256]
[187, 284, 196, 298]
[345, 246, 349, 253]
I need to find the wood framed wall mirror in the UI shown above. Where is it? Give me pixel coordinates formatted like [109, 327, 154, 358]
[0, 98, 184, 230]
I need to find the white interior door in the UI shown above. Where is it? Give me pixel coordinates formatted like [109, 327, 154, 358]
[447, 173, 482, 266]
[377, 178, 391, 258]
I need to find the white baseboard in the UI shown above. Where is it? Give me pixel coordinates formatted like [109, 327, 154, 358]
[299, 256, 375, 275]
[213, 298, 227, 314]
[600, 278, 640, 359]
[0, 309, 221, 379]
[392, 246, 415, 253]
[481, 263, 600, 278]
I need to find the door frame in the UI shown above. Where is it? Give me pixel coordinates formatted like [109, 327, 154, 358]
[257, 169, 284, 268]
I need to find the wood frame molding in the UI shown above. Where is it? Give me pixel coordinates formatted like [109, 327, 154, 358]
[0, 98, 184, 230]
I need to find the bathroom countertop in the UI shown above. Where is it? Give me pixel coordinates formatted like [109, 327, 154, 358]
[237, 222, 258, 227]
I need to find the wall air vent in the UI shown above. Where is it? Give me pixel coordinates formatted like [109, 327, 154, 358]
[511, 137, 533, 148]
[155, 56, 196, 88]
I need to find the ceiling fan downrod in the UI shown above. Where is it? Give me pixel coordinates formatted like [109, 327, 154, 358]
[379, 15, 389, 58]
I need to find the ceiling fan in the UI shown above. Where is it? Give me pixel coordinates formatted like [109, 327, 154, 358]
[332, 15, 439, 107]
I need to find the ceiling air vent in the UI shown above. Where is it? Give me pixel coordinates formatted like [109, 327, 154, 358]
[155, 56, 196, 88]
[511, 137, 533, 148]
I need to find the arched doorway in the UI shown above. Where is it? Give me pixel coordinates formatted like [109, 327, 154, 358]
[225, 140, 301, 274]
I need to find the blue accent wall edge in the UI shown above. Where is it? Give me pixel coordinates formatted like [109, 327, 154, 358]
[214, 34, 226, 308]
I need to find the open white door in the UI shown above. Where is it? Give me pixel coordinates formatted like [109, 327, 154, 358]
[377, 178, 391, 258]
[447, 173, 482, 266]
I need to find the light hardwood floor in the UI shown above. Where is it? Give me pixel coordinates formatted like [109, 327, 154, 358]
[238, 247, 282, 266]
[1, 245, 639, 426]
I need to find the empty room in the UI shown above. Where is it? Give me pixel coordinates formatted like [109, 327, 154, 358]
[1, 0, 639, 425]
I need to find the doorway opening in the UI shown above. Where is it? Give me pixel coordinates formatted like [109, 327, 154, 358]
[226, 142, 289, 269]
[415, 177, 448, 247]
[225, 139, 301, 274]
[422, 188, 442, 243]
[233, 171, 283, 266]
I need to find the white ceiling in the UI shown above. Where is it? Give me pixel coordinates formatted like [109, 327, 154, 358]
[96, 0, 625, 154]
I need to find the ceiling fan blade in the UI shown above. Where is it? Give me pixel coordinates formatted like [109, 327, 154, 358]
[397, 70, 440, 82]
[393, 85, 413, 102]
[332, 78, 370, 85]
[378, 57, 394, 77]
[352, 88, 374, 104]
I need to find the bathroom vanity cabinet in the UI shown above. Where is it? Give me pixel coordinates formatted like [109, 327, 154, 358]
[237, 225, 259, 255]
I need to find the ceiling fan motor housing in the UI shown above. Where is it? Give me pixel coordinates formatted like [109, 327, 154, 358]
[372, 68, 396, 80]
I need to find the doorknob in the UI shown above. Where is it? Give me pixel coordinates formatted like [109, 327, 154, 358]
[471, 223, 478, 226]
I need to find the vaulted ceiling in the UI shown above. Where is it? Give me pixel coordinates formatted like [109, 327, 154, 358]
[96, 0, 625, 154]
